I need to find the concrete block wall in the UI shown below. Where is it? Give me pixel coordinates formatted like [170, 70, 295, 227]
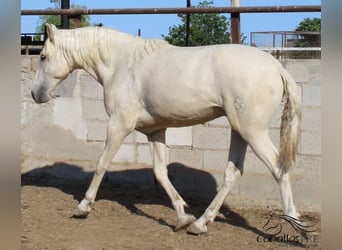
[21, 56, 321, 210]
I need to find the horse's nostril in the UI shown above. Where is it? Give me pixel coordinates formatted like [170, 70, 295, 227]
[31, 91, 37, 102]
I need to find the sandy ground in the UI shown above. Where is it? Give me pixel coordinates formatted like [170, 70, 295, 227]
[21, 172, 321, 250]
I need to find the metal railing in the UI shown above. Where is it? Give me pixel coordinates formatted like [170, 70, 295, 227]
[21, 5, 321, 15]
[251, 31, 321, 59]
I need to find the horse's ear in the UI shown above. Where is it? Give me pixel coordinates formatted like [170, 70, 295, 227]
[45, 23, 57, 43]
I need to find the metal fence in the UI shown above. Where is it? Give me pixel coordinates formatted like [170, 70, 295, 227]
[21, 4, 321, 57]
[251, 31, 321, 59]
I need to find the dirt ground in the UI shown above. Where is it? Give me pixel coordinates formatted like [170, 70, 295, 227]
[21, 172, 321, 250]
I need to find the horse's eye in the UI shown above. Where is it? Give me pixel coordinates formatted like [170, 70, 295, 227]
[40, 54, 46, 61]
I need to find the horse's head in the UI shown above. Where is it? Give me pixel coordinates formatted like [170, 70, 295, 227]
[31, 23, 72, 103]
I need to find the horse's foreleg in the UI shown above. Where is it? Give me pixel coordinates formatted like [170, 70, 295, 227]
[148, 130, 196, 231]
[188, 130, 247, 234]
[73, 117, 130, 218]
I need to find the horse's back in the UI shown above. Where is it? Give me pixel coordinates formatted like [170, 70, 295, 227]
[137, 43, 282, 105]
[139, 43, 281, 89]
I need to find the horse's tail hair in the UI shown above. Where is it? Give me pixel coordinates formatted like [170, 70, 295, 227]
[278, 66, 302, 174]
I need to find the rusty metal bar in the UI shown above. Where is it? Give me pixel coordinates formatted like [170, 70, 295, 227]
[231, 12, 240, 43]
[21, 5, 321, 16]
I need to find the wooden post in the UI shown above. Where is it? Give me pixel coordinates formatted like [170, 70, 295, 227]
[231, 0, 241, 44]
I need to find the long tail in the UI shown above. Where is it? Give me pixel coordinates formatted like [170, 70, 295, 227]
[278, 66, 302, 174]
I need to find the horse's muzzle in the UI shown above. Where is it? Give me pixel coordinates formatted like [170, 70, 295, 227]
[31, 90, 50, 104]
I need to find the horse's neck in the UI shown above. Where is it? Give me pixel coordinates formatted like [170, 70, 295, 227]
[72, 31, 135, 84]
[68, 29, 168, 86]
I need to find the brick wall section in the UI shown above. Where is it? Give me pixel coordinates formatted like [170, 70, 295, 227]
[21, 56, 321, 210]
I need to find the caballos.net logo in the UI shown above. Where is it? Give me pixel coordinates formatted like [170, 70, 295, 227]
[256, 213, 319, 246]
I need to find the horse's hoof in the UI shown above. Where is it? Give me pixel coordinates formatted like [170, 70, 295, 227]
[290, 211, 301, 220]
[71, 204, 91, 218]
[175, 214, 196, 231]
[187, 221, 208, 235]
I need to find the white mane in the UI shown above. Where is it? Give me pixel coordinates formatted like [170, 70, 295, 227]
[128, 37, 170, 67]
[51, 26, 171, 69]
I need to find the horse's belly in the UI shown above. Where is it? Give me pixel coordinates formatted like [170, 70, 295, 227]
[136, 104, 225, 134]
[155, 105, 224, 124]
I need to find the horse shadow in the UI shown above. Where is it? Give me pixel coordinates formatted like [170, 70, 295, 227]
[21, 161, 275, 239]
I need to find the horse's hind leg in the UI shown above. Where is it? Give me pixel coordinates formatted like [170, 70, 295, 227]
[148, 130, 196, 231]
[73, 117, 131, 217]
[188, 130, 247, 234]
[246, 130, 300, 219]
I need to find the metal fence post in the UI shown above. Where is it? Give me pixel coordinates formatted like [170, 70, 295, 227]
[61, 0, 70, 29]
[231, 0, 241, 44]
[185, 0, 191, 46]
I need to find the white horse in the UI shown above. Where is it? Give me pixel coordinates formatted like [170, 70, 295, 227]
[32, 24, 301, 235]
